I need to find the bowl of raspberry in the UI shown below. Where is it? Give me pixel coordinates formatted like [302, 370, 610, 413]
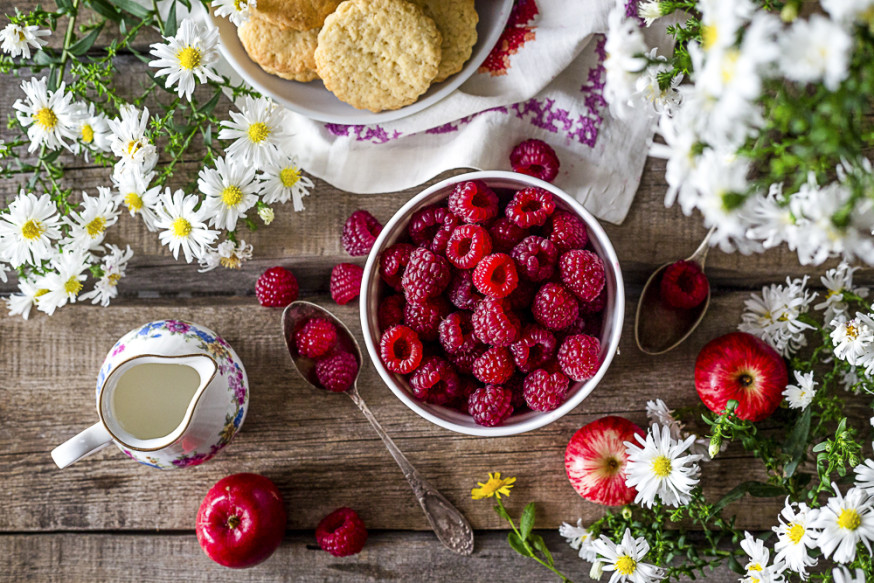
[360, 171, 624, 436]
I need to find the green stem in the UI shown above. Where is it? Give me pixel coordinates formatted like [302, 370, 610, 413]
[495, 499, 575, 583]
[52, 0, 81, 88]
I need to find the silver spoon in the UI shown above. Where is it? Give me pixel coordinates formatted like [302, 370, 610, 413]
[281, 300, 474, 555]
[634, 227, 715, 355]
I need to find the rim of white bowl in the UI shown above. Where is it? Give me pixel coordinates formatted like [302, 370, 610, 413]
[360, 171, 625, 436]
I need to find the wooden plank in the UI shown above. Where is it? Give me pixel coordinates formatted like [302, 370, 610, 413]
[0, 531, 740, 583]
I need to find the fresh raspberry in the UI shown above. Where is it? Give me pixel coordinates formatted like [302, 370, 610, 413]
[472, 346, 515, 385]
[379, 325, 424, 374]
[505, 187, 555, 228]
[472, 297, 521, 347]
[559, 249, 605, 302]
[448, 343, 487, 375]
[409, 356, 461, 405]
[510, 139, 560, 183]
[295, 318, 338, 359]
[447, 270, 483, 310]
[473, 253, 519, 298]
[561, 314, 588, 337]
[401, 247, 451, 302]
[468, 386, 514, 427]
[660, 260, 709, 309]
[408, 206, 458, 253]
[546, 210, 588, 253]
[438, 311, 477, 354]
[445, 224, 493, 269]
[505, 278, 537, 311]
[578, 286, 607, 314]
[447, 179, 500, 223]
[379, 243, 415, 291]
[558, 334, 601, 381]
[330, 263, 364, 305]
[378, 294, 406, 331]
[316, 507, 368, 557]
[342, 210, 383, 256]
[404, 296, 450, 342]
[488, 217, 527, 253]
[510, 324, 557, 373]
[532, 282, 579, 330]
[315, 352, 358, 392]
[511, 236, 558, 282]
[523, 369, 570, 412]
[255, 266, 299, 307]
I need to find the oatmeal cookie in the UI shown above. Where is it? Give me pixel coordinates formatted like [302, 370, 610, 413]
[238, 13, 319, 82]
[407, 0, 478, 83]
[251, 0, 343, 31]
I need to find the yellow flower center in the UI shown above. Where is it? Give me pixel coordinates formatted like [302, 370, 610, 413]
[81, 124, 94, 143]
[220, 255, 242, 269]
[721, 49, 740, 84]
[247, 122, 270, 143]
[748, 563, 763, 572]
[85, 216, 106, 237]
[17, 30, 26, 42]
[64, 276, 82, 296]
[171, 217, 192, 238]
[108, 273, 122, 285]
[827, 289, 841, 299]
[21, 219, 45, 240]
[702, 24, 717, 50]
[176, 46, 202, 70]
[652, 455, 672, 478]
[838, 508, 861, 531]
[125, 192, 144, 212]
[34, 288, 49, 298]
[615, 555, 637, 576]
[788, 523, 805, 544]
[280, 166, 301, 187]
[221, 185, 243, 207]
[33, 107, 58, 130]
[846, 324, 859, 339]
[233, 0, 245, 9]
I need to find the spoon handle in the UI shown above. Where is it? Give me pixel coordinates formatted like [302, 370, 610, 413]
[346, 387, 474, 555]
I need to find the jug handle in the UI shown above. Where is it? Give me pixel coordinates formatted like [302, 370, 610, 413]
[51, 423, 113, 469]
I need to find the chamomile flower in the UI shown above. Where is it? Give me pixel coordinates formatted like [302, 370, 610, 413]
[822, 0, 874, 26]
[36, 249, 91, 315]
[625, 423, 701, 508]
[740, 532, 785, 583]
[855, 459, 874, 496]
[0, 22, 50, 58]
[198, 156, 260, 231]
[810, 485, 874, 564]
[738, 276, 815, 357]
[779, 15, 851, 91]
[5, 277, 44, 320]
[154, 188, 218, 263]
[108, 105, 158, 175]
[148, 20, 221, 101]
[634, 49, 683, 116]
[830, 314, 874, 370]
[637, 0, 665, 26]
[65, 188, 121, 253]
[70, 102, 111, 158]
[257, 154, 314, 210]
[603, 4, 650, 119]
[649, 111, 700, 210]
[0, 191, 62, 268]
[213, 0, 256, 26]
[591, 528, 665, 583]
[772, 499, 818, 578]
[80, 244, 133, 307]
[218, 96, 290, 168]
[832, 567, 866, 583]
[197, 239, 253, 272]
[815, 263, 870, 325]
[111, 168, 161, 231]
[559, 518, 597, 562]
[646, 399, 711, 458]
[13, 77, 80, 152]
[782, 370, 817, 410]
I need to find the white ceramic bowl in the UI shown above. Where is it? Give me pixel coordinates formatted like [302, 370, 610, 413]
[208, 0, 514, 124]
[360, 171, 625, 436]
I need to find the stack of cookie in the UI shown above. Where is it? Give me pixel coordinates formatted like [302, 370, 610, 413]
[237, 0, 478, 112]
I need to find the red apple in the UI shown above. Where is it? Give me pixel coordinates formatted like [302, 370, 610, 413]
[565, 416, 645, 506]
[695, 331, 788, 422]
[196, 473, 287, 568]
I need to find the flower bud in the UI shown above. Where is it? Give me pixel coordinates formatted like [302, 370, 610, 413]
[621, 506, 633, 520]
[590, 561, 604, 581]
[259, 206, 275, 225]
[709, 436, 721, 459]
[780, 3, 798, 22]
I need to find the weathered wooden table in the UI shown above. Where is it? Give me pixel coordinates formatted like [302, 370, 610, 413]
[2, 9, 863, 582]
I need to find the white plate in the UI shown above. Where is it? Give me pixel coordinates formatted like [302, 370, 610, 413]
[209, 0, 514, 125]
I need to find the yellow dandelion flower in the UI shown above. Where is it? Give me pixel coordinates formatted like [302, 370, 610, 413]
[471, 472, 516, 500]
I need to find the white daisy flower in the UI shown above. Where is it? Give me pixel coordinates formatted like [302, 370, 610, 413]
[148, 20, 221, 101]
[12, 77, 80, 153]
[80, 244, 133, 307]
[649, 111, 700, 210]
[645, 399, 711, 458]
[5, 277, 44, 320]
[213, 0, 256, 26]
[855, 459, 874, 496]
[559, 518, 597, 562]
[810, 485, 874, 564]
[633, 49, 683, 116]
[0, 191, 62, 268]
[0, 22, 50, 58]
[779, 15, 851, 91]
[108, 105, 158, 175]
[257, 154, 313, 210]
[830, 314, 874, 369]
[837, 366, 863, 394]
[738, 276, 815, 357]
[815, 263, 870, 326]
[65, 187, 121, 253]
[70, 102, 111, 158]
[637, 0, 664, 26]
[822, 0, 874, 26]
[197, 239, 253, 272]
[591, 528, 665, 583]
[625, 423, 701, 508]
[772, 499, 818, 578]
[782, 370, 817, 410]
[745, 184, 797, 251]
[198, 156, 260, 231]
[603, 4, 650, 120]
[154, 188, 218, 263]
[740, 532, 785, 583]
[697, 0, 754, 55]
[111, 168, 161, 231]
[36, 249, 91, 315]
[832, 567, 866, 583]
[218, 95, 290, 168]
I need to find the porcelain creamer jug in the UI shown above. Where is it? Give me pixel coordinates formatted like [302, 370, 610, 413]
[51, 320, 248, 470]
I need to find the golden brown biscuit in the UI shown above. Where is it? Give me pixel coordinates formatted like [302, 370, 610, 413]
[407, 0, 478, 83]
[251, 0, 343, 31]
[314, 0, 442, 112]
[238, 14, 319, 82]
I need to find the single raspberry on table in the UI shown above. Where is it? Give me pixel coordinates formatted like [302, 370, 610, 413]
[330, 263, 364, 305]
[377, 294, 406, 331]
[408, 205, 458, 254]
[341, 210, 383, 256]
[379, 325, 424, 374]
[510, 139, 560, 183]
[546, 210, 588, 253]
[255, 266, 299, 307]
[315, 352, 358, 392]
[315, 507, 368, 557]
[404, 295, 450, 342]
[660, 260, 709, 309]
[510, 323, 557, 373]
[379, 243, 416, 291]
[578, 286, 607, 314]
[448, 343, 487, 375]
[468, 385, 515, 427]
[447, 179, 500, 223]
[401, 247, 451, 303]
[445, 224, 493, 270]
[559, 249, 605, 302]
[523, 369, 570, 412]
[558, 334, 601, 381]
[532, 282, 579, 330]
[473, 253, 519, 299]
[505, 187, 556, 228]
[438, 311, 477, 354]
[295, 318, 338, 359]
[472, 346, 515, 385]
[409, 356, 461, 405]
[488, 217, 528, 253]
[447, 269, 484, 310]
[472, 297, 521, 347]
[511, 236, 558, 282]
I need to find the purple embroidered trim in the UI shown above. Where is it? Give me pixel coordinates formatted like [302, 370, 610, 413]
[323, 123, 403, 144]
[424, 106, 510, 135]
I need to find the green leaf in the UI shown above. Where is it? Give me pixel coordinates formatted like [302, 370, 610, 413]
[68, 24, 104, 56]
[783, 407, 811, 478]
[87, 0, 122, 21]
[520, 502, 536, 541]
[530, 534, 554, 566]
[165, 0, 178, 37]
[493, 503, 511, 522]
[42, 149, 62, 164]
[198, 91, 222, 116]
[711, 481, 786, 516]
[507, 532, 530, 557]
[112, 0, 152, 18]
